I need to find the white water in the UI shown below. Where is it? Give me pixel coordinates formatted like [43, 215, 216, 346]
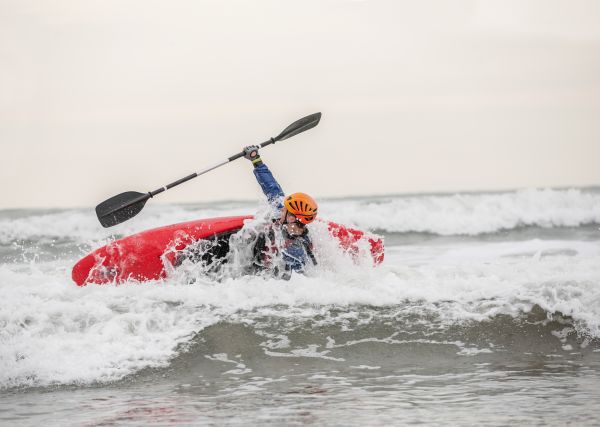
[1, 237, 599, 389]
[320, 187, 600, 235]
[1, 188, 599, 245]
[0, 188, 599, 389]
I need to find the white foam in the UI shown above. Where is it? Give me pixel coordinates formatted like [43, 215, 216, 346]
[205, 354, 252, 375]
[320, 188, 600, 235]
[457, 347, 494, 356]
[264, 345, 346, 362]
[1, 236, 599, 389]
[1, 189, 599, 389]
[0, 264, 222, 389]
[0, 202, 255, 246]
[1, 188, 598, 245]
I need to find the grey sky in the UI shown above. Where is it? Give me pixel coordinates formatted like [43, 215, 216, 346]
[1, 0, 599, 209]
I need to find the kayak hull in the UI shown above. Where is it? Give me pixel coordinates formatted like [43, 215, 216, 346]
[72, 215, 384, 286]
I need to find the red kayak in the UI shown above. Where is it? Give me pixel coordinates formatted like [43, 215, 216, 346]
[72, 216, 384, 286]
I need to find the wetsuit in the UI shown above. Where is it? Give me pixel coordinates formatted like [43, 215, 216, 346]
[252, 163, 316, 276]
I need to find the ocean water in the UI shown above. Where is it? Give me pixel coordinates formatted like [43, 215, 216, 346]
[1, 187, 600, 426]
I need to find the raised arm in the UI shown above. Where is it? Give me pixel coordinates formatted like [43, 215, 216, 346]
[243, 145, 284, 209]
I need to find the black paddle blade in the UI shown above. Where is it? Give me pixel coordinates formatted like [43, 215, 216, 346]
[275, 112, 321, 142]
[96, 191, 150, 228]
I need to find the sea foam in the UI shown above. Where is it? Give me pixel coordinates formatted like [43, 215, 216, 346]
[320, 187, 600, 235]
[1, 188, 599, 389]
[1, 237, 600, 389]
[0, 188, 598, 247]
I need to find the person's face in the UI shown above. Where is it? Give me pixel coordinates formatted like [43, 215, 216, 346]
[280, 208, 305, 236]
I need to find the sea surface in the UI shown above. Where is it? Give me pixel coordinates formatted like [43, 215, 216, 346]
[1, 187, 600, 426]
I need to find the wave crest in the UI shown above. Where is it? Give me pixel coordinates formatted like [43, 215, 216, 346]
[321, 188, 600, 235]
[0, 188, 598, 245]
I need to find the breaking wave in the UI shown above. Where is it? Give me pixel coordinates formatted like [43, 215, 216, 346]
[320, 187, 600, 235]
[0, 188, 598, 246]
[1, 244, 599, 389]
[1, 187, 599, 390]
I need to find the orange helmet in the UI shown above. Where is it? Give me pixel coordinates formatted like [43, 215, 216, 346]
[284, 192, 318, 225]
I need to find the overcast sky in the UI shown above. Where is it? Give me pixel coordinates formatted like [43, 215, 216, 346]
[1, 0, 599, 209]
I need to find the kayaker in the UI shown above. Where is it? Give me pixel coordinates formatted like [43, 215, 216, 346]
[243, 145, 318, 279]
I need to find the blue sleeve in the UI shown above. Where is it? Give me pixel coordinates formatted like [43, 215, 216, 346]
[253, 163, 284, 209]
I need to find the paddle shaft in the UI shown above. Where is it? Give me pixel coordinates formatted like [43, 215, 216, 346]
[96, 112, 321, 227]
[147, 138, 276, 198]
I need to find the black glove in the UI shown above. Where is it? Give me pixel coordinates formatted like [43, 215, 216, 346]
[243, 145, 263, 167]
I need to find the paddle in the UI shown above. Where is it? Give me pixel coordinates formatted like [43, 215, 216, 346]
[95, 112, 322, 228]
